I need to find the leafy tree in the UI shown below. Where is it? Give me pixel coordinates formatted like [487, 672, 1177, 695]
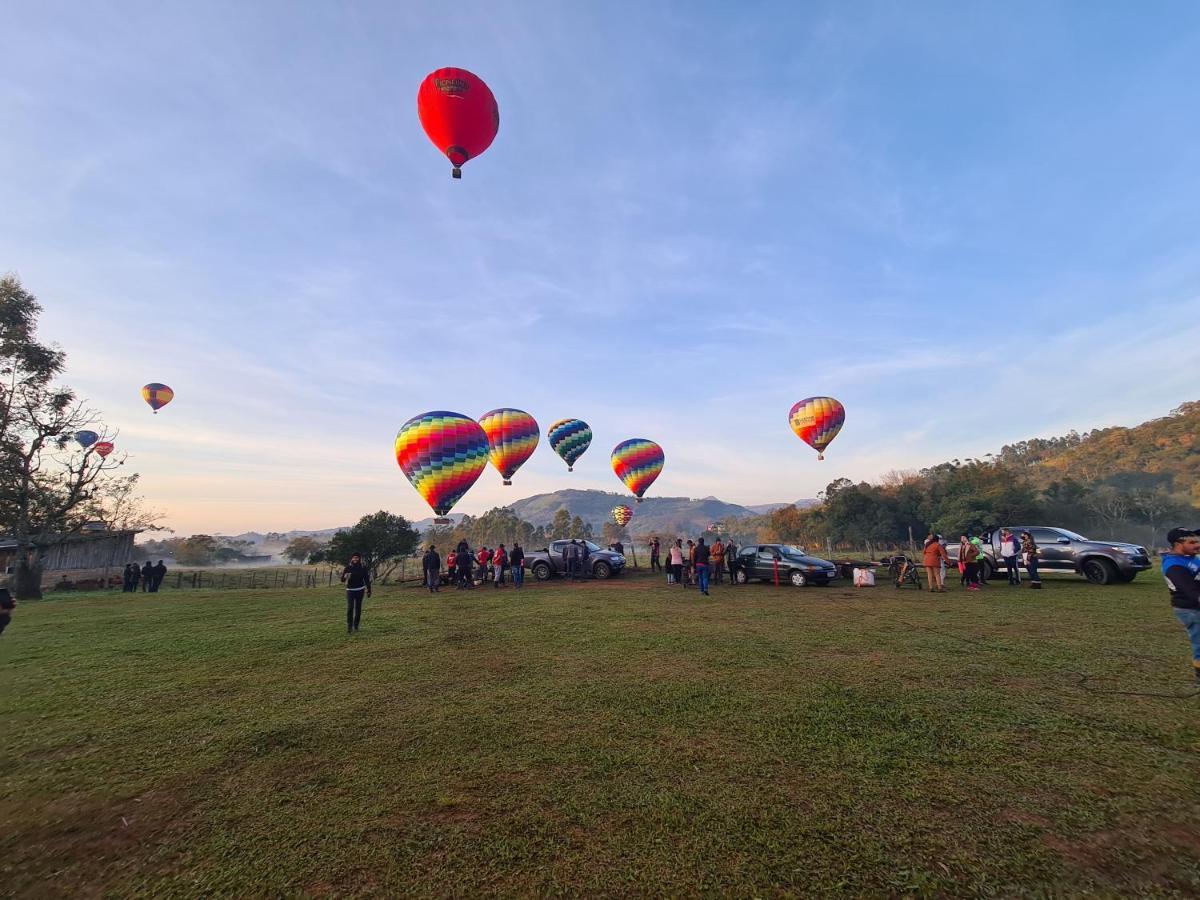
[0, 275, 129, 598]
[83, 473, 169, 534]
[327, 511, 419, 582]
[550, 508, 571, 540]
[284, 536, 326, 563]
[175, 535, 218, 566]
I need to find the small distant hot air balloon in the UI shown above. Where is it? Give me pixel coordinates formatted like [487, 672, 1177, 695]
[789, 396, 845, 460]
[142, 383, 174, 414]
[75, 430, 99, 449]
[94, 441, 114, 458]
[547, 418, 592, 471]
[612, 505, 633, 527]
[611, 439, 664, 503]
[417, 67, 500, 179]
[478, 408, 539, 486]
[394, 411, 489, 524]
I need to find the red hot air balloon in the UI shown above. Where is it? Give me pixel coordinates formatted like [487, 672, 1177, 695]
[94, 441, 114, 458]
[417, 67, 499, 179]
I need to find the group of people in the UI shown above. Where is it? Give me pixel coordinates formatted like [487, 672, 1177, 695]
[123, 560, 167, 593]
[649, 536, 738, 595]
[421, 541, 527, 593]
[918, 530, 1039, 593]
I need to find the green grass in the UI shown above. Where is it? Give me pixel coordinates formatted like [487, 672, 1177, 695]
[2, 571, 1198, 897]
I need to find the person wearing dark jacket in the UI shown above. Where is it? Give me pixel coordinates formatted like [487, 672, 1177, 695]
[510, 543, 525, 589]
[140, 562, 154, 593]
[455, 544, 473, 589]
[340, 553, 372, 633]
[152, 560, 167, 592]
[422, 545, 441, 593]
[1163, 527, 1200, 683]
[123, 563, 138, 592]
[694, 537, 711, 596]
[0, 587, 14, 636]
[726, 541, 738, 585]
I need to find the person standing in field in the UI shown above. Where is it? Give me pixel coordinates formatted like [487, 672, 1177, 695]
[650, 537, 661, 573]
[923, 532, 948, 593]
[937, 534, 948, 587]
[694, 537, 711, 596]
[1020, 531, 1040, 586]
[456, 544, 473, 589]
[958, 536, 971, 586]
[971, 536, 989, 584]
[422, 544, 441, 593]
[685, 540, 696, 588]
[668, 540, 684, 585]
[962, 538, 981, 592]
[122, 563, 137, 592]
[0, 585, 14, 636]
[493, 543, 508, 588]
[726, 540, 739, 585]
[711, 538, 726, 585]
[510, 542, 525, 589]
[340, 552, 371, 633]
[140, 561, 153, 593]
[1162, 528, 1200, 683]
[152, 560, 167, 592]
[999, 529, 1020, 585]
[446, 548, 457, 585]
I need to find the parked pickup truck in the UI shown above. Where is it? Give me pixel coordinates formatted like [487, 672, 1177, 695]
[945, 525, 1151, 585]
[524, 540, 626, 581]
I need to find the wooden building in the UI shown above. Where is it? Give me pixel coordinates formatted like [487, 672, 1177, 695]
[0, 529, 141, 573]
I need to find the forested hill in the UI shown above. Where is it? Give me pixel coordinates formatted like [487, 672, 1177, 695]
[996, 401, 1199, 503]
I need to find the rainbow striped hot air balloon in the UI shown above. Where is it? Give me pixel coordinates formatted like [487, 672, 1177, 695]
[611, 438, 664, 503]
[394, 411, 489, 523]
[142, 383, 174, 414]
[788, 396, 845, 460]
[547, 418, 592, 471]
[478, 408, 539, 486]
[612, 505, 633, 527]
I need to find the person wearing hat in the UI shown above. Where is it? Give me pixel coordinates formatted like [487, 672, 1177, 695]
[1163, 527, 1200, 683]
[421, 544, 441, 594]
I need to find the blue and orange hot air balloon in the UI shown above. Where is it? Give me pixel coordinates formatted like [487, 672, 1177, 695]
[611, 439, 664, 503]
[417, 67, 499, 179]
[142, 383, 173, 414]
[612, 505, 633, 527]
[788, 396, 845, 460]
[547, 418, 592, 471]
[395, 411, 489, 524]
[478, 408, 539, 486]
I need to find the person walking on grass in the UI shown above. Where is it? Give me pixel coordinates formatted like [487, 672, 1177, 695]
[685, 540, 696, 588]
[422, 545, 441, 594]
[972, 536, 990, 584]
[1163, 528, 1200, 683]
[122, 562, 137, 592]
[340, 552, 371, 633]
[152, 560, 167, 592]
[694, 537, 711, 596]
[958, 536, 971, 586]
[999, 529, 1021, 585]
[493, 544, 508, 588]
[923, 532, 949, 593]
[1020, 530, 1040, 587]
[962, 538, 981, 591]
[711, 538, 726, 585]
[510, 542, 525, 589]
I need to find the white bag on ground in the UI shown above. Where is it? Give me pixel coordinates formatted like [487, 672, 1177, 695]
[853, 568, 875, 587]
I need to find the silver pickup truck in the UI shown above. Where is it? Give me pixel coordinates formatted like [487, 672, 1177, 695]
[524, 540, 626, 581]
[945, 525, 1150, 585]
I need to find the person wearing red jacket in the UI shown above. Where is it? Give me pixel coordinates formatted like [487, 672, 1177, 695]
[477, 546, 492, 583]
[493, 544, 508, 588]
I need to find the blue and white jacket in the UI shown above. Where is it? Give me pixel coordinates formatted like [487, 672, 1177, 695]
[1162, 553, 1200, 610]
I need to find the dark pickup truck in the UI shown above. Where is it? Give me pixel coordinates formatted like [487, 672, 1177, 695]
[524, 540, 626, 581]
[945, 525, 1151, 585]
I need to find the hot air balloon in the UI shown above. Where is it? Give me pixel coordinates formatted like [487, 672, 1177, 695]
[75, 430, 99, 449]
[612, 505, 633, 527]
[478, 408, 539, 486]
[94, 441, 114, 458]
[611, 439, 664, 503]
[394, 411, 489, 524]
[142, 383, 174, 414]
[417, 67, 499, 179]
[547, 418, 592, 471]
[788, 396, 845, 460]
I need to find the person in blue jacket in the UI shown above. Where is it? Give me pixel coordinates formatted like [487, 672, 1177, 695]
[1162, 527, 1200, 683]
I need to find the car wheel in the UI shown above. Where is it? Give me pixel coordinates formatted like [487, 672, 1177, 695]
[735, 569, 749, 585]
[1082, 558, 1117, 585]
[979, 560, 995, 582]
[532, 562, 552, 582]
[789, 570, 807, 587]
[593, 561, 612, 580]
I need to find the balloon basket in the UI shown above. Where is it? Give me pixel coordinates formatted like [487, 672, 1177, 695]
[451, 167, 462, 179]
[817, 453, 824, 460]
[636, 498, 643, 503]
[568, 466, 573, 472]
[503, 479, 512, 486]
[434, 517, 450, 526]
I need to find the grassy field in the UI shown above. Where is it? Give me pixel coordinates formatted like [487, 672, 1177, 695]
[2, 570, 1198, 897]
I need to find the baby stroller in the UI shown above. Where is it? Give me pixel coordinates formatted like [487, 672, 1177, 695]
[886, 554, 923, 590]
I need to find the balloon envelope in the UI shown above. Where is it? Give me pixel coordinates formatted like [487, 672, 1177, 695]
[478, 408, 539, 485]
[417, 67, 499, 178]
[94, 441, 114, 458]
[611, 439, 664, 502]
[612, 505, 633, 527]
[394, 411, 489, 517]
[142, 383, 174, 413]
[547, 418, 592, 471]
[789, 396, 845, 460]
[75, 430, 99, 448]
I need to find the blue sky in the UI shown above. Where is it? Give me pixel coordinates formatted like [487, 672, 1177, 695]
[3, 1, 1199, 535]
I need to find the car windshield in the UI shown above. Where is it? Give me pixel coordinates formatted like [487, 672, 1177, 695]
[582, 540, 601, 552]
[1056, 528, 1088, 541]
[779, 545, 806, 557]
